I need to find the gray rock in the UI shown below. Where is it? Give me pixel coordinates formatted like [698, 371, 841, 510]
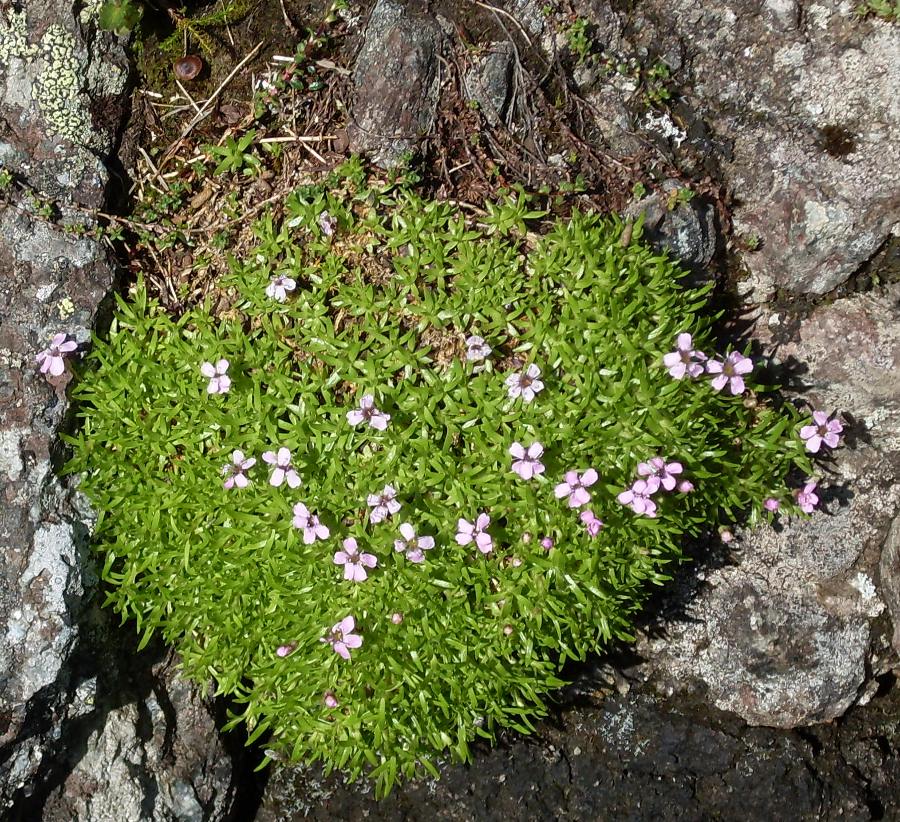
[629, 185, 719, 272]
[566, 0, 899, 296]
[258, 688, 891, 820]
[464, 41, 514, 127]
[0, 1, 237, 818]
[39, 654, 237, 822]
[507, 0, 547, 38]
[649, 1, 897, 296]
[641, 283, 900, 727]
[348, 0, 446, 168]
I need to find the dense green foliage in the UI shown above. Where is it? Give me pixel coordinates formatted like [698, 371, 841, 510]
[67, 163, 813, 794]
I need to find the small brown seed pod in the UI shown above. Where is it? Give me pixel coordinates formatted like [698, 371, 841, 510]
[174, 55, 203, 82]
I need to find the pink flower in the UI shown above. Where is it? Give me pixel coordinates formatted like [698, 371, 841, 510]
[323, 691, 339, 708]
[346, 394, 390, 431]
[662, 333, 707, 379]
[292, 503, 330, 544]
[795, 480, 819, 514]
[367, 484, 400, 523]
[201, 359, 231, 394]
[333, 537, 377, 581]
[540, 537, 554, 550]
[505, 364, 544, 402]
[554, 469, 598, 508]
[720, 528, 734, 543]
[393, 522, 434, 563]
[276, 643, 296, 657]
[580, 509, 603, 537]
[456, 513, 493, 554]
[222, 450, 256, 489]
[799, 411, 843, 454]
[319, 211, 337, 236]
[262, 447, 302, 488]
[509, 441, 545, 480]
[617, 480, 658, 517]
[637, 457, 683, 492]
[36, 333, 77, 377]
[266, 274, 296, 302]
[390, 612, 404, 625]
[677, 480, 694, 493]
[466, 335, 492, 362]
[763, 497, 780, 512]
[706, 351, 753, 395]
[321, 616, 362, 660]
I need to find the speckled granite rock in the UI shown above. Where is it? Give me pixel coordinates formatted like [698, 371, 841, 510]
[348, 0, 446, 167]
[629, 0, 899, 296]
[0, 2, 238, 818]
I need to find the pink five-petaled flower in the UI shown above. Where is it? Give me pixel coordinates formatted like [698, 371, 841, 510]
[456, 513, 493, 554]
[677, 480, 695, 493]
[465, 335, 492, 362]
[617, 480, 658, 517]
[323, 691, 339, 708]
[509, 441, 545, 480]
[540, 537, 554, 550]
[505, 364, 544, 402]
[201, 359, 231, 394]
[554, 469, 599, 508]
[662, 333, 707, 379]
[262, 447, 302, 488]
[637, 457, 684, 492]
[292, 503, 330, 544]
[393, 522, 434, 563]
[706, 351, 753, 395]
[319, 211, 337, 236]
[222, 450, 256, 489]
[799, 411, 843, 454]
[333, 537, 377, 582]
[346, 394, 391, 431]
[275, 643, 296, 657]
[764, 497, 780, 512]
[36, 333, 77, 377]
[266, 274, 296, 302]
[367, 485, 400, 524]
[795, 480, 819, 514]
[580, 509, 604, 538]
[321, 616, 362, 660]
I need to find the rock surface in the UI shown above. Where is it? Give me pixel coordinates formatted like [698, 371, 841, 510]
[348, 0, 446, 167]
[629, 184, 719, 273]
[0, 2, 238, 819]
[620, 0, 899, 296]
[257, 687, 900, 821]
[463, 42, 515, 127]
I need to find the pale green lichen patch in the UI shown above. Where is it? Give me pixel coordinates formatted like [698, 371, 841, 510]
[35, 25, 93, 145]
[0, 10, 117, 146]
[79, 0, 106, 25]
[0, 10, 37, 64]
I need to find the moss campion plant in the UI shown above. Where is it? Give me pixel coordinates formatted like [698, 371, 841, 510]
[67, 162, 831, 795]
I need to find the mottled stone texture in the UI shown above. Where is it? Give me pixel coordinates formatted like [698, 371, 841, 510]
[0, 2, 236, 819]
[613, 0, 898, 296]
[259, 688, 900, 821]
[348, 0, 445, 167]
